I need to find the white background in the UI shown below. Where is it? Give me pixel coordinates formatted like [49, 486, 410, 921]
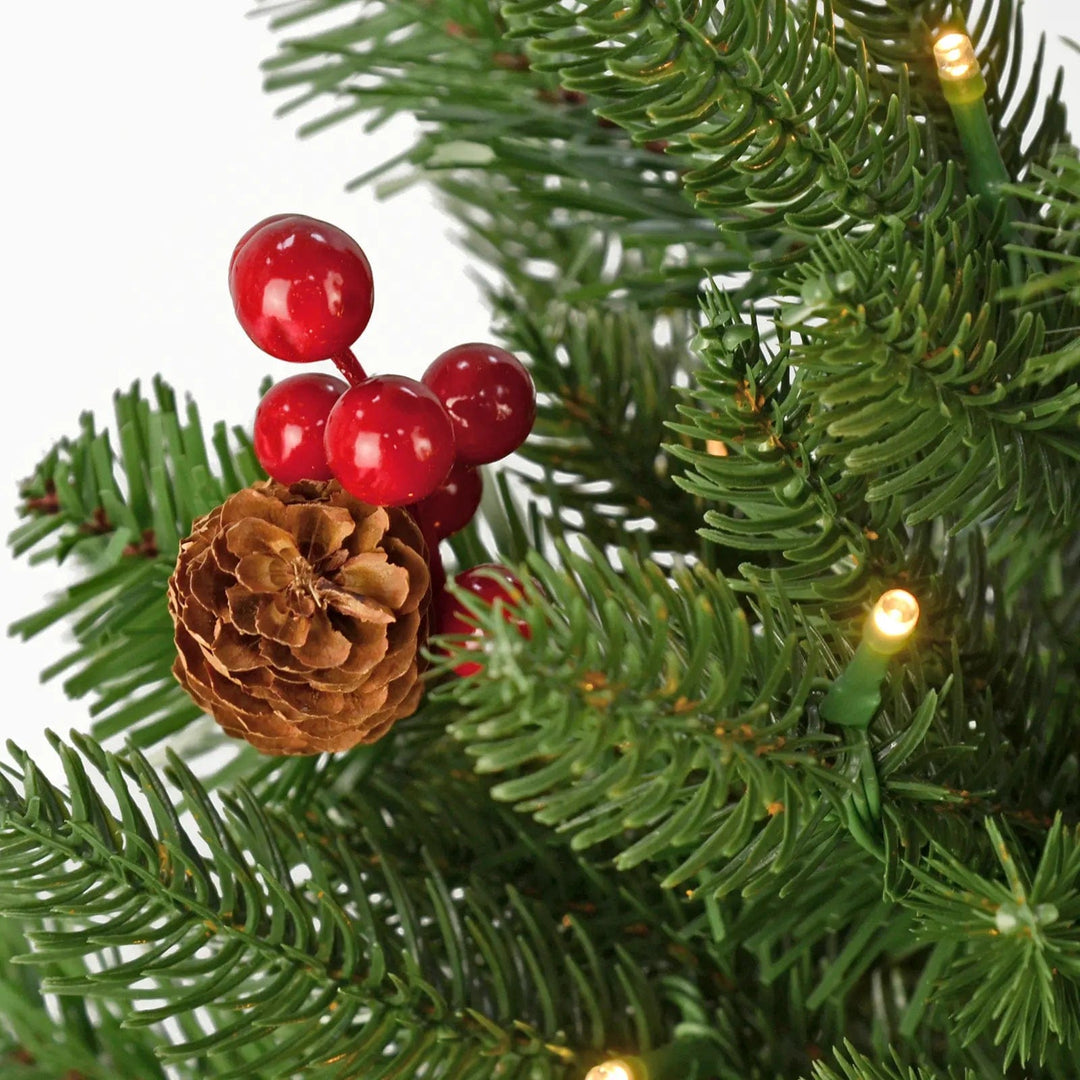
[2, 2, 1079, 770]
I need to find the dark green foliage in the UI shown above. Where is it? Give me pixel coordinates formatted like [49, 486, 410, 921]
[433, 540, 833, 890]
[6, 0, 1080, 1077]
[0, 919, 168, 1080]
[906, 816, 1080, 1068]
[9, 380, 264, 756]
[670, 290, 882, 601]
[0, 731, 729, 1078]
[1008, 147, 1080, 307]
[505, 0, 938, 254]
[501, 299, 708, 557]
[805, 1044, 976, 1080]
[673, 206, 1080, 598]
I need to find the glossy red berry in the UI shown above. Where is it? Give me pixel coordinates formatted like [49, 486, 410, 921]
[228, 213, 292, 278]
[324, 375, 455, 507]
[414, 461, 483, 542]
[422, 343, 536, 465]
[437, 564, 531, 677]
[253, 373, 348, 485]
[230, 213, 374, 364]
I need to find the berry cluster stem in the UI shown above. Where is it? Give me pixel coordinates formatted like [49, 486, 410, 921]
[332, 347, 368, 386]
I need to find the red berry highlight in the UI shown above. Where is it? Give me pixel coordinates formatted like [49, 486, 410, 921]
[324, 375, 455, 508]
[436, 564, 531, 677]
[414, 461, 483, 542]
[229, 213, 292, 278]
[230, 214, 374, 364]
[422, 343, 536, 465]
[253, 372, 348, 485]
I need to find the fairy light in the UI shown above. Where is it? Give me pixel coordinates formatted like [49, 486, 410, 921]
[932, 30, 985, 106]
[821, 588, 921, 730]
[583, 1039, 721, 1080]
[931, 28, 1024, 287]
[585, 1061, 637, 1080]
[934, 32, 979, 83]
[866, 588, 920, 654]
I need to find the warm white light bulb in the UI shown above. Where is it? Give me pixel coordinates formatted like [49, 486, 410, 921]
[934, 32, 978, 81]
[871, 589, 920, 641]
[585, 1062, 635, 1080]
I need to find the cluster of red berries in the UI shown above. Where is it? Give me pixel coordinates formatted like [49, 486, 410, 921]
[229, 212, 534, 673]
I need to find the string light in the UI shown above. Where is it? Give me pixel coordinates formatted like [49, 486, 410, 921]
[932, 28, 1024, 285]
[820, 588, 921, 730]
[585, 1061, 639, 1080]
[582, 1038, 722, 1080]
[866, 588, 920, 654]
[933, 32, 980, 85]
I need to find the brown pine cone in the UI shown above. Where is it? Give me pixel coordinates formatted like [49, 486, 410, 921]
[168, 479, 431, 755]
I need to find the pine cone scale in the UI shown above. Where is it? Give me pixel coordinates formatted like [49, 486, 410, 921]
[210, 632, 262, 673]
[168, 479, 430, 755]
[336, 551, 411, 607]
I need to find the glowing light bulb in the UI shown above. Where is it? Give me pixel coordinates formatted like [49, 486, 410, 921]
[934, 31, 979, 81]
[872, 589, 919, 638]
[585, 1062, 636, 1080]
[822, 588, 922, 726]
[864, 588, 920, 655]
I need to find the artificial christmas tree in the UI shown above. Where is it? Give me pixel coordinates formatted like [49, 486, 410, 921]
[4, 2, 1080, 1078]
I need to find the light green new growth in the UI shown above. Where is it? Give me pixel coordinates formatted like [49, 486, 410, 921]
[4, 2, 1080, 1078]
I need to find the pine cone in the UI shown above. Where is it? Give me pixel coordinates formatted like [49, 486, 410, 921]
[168, 479, 431, 755]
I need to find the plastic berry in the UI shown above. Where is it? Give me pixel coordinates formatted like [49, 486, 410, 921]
[324, 374, 456, 508]
[229, 213, 374, 365]
[414, 461, 483, 542]
[228, 213, 292, 278]
[437, 564, 531, 677]
[422, 343, 536, 465]
[253, 372, 348, 485]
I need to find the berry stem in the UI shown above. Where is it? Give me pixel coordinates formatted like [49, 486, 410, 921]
[332, 347, 368, 386]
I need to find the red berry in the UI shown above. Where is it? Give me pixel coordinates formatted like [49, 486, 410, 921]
[422, 343, 536, 465]
[324, 375, 455, 507]
[414, 461, 483, 541]
[437, 564, 531, 677]
[230, 214, 374, 364]
[228, 213, 292, 278]
[253, 372, 348, 485]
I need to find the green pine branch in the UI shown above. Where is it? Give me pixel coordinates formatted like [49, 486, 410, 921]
[430, 538, 1004, 900]
[833, 0, 1066, 180]
[8, 380, 264, 754]
[805, 1043, 976, 1080]
[672, 204, 1080, 599]
[0, 919, 168, 1080]
[261, 0, 715, 268]
[504, 0, 938, 254]
[432, 531, 1078, 886]
[11, 378, 263, 566]
[781, 225, 1080, 568]
[3, 730, 1057, 1080]
[669, 291, 881, 602]
[0, 732, 728, 1077]
[497, 298, 711, 558]
[905, 815, 1080, 1068]
[1005, 147, 1080, 324]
